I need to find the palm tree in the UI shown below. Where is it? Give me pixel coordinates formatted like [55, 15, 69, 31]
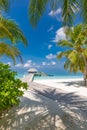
[0, 16, 27, 45]
[0, 0, 28, 64]
[28, 0, 87, 27]
[0, 15, 27, 64]
[57, 24, 87, 86]
[0, 0, 9, 12]
[0, 43, 22, 65]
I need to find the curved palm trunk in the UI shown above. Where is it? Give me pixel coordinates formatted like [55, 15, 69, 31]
[83, 62, 87, 86]
[83, 57, 87, 86]
[81, 54, 87, 86]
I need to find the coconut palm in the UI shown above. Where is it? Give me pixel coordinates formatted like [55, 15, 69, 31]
[0, 0, 28, 64]
[0, 0, 9, 12]
[0, 16, 27, 45]
[57, 24, 87, 86]
[28, 0, 87, 27]
[0, 15, 27, 64]
[0, 43, 22, 65]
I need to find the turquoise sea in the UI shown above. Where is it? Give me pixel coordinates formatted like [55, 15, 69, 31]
[34, 75, 83, 80]
[16, 73, 83, 80]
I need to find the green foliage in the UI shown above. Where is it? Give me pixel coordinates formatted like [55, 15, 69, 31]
[62, 0, 79, 26]
[28, 0, 87, 27]
[0, 2, 28, 64]
[29, 0, 49, 27]
[0, 15, 28, 45]
[57, 24, 87, 73]
[28, 0, 79, 27]
[0, 63, 28, 112]
[0, 15, 28, 64]
[0, 42, 22, 65]
[0, 0, 9, 12]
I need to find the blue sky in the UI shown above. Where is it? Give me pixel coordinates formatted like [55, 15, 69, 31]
[1, 0, 82, 76]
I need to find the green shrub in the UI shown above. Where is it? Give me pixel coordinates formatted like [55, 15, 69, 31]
[0, 63, 28, 112]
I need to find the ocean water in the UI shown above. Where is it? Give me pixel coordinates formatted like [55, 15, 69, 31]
[15, 73, 83, 80]
[34, 75, 83, 80]
[15, 73, 24, 79]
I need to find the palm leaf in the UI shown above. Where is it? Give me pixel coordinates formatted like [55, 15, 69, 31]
[0, 42, 22, 65]
[50, 0, 59, 11]
[0, 0, 9, 12]
[64, 59, 71, 69]
[58, 40, 73, 48]
[62, 0, 79, 26]
[82, 0, 87, 24]
[57, 50, 71, 59]
[0, 16, 28, 45]
[68, 50, 78, 63]
[29, 0, 49, 27]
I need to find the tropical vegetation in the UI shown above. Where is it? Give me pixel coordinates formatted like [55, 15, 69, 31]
[0, 0, 27, 63]
[0, 16, 27, 64]
[0, 0, 28, 114]
[0, 63, 28, 114]
[28, 1, 87, 86]
[28, 0, 87, 27]
[57, 24, 87, 86]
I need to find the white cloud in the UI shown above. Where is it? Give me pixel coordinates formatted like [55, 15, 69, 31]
[7, 62, 12, 66]
[46, 53, 56, 60]
[47, 25, 54, 32]
[42, 61, 56, 67]
[53, 27, 66, 42]
[51, 61, 56, 65]
[49, 10, 54, 16]
[48, 44, 53, 50]
[42, 62, 51, 66]
[15, 63, 23, 67]
[23, 60, 32, 68]
[24, 63, 31, 68]
[42, 62, 47, 66]
[48, 8, 62, 16]
[27, 60, 32, 64]
[14, 60, 32, 68]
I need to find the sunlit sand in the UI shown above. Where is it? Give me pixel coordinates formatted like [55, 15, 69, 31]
[34, 78, 87, 97]
[0, 77, 87, 130]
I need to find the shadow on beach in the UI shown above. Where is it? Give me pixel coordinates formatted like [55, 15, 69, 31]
[62, 80, 84, 87]
[0, 83, 87, 130]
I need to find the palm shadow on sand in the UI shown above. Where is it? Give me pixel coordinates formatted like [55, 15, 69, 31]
[62, 80, 84, 87]
[0, 84, 87, 130]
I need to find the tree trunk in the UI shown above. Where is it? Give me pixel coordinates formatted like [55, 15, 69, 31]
[83, 62, 87, 86]
[84, 69, 86, 86]
[82, 54, 87, 86]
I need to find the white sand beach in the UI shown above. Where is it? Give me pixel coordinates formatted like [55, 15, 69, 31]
[34, 78, 87, 97]
[0, 77, 87, 130]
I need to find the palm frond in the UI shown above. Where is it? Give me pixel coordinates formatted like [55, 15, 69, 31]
[62, 0, 79, 26]
[64, 59, 70, 69]
[50, 0, 59, 11]
[57, 50, 71, 59]
[0, 0, 9, 12]
[81, 0, 87, 24]
[65, 24, 83, 43]
[64, 59, 80, 73]
[57, 24, 87, 74]
[58, 40, 73, 48]
[29, 0, 49, 27]
[68, 50, 77, 63]
[0, 42, 22, 65]
[0, 16, 28, 45]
